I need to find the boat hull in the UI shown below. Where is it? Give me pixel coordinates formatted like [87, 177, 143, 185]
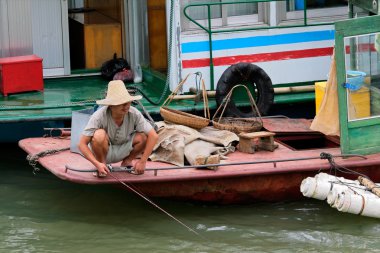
[19, 137, 380, 204]
[132, 165, 380, 204]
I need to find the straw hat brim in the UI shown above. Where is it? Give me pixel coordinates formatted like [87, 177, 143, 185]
[96, 95, 142, 106]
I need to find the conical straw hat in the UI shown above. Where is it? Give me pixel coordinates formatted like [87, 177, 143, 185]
[96, 80, 142, 106]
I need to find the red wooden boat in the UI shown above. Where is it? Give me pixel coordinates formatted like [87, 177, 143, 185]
[18, 118, 380, 204]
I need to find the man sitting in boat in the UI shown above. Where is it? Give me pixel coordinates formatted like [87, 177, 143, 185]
[78, 80, 158, 177]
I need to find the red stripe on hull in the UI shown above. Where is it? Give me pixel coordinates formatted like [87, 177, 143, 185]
[182, 47, 334, 68]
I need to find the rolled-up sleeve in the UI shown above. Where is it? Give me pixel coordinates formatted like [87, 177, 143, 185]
[82, 107, 106, 137]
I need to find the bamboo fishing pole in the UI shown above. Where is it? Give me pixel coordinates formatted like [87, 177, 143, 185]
[107, 172, 203, 238]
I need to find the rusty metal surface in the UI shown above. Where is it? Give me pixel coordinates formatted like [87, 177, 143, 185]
[262, 118, 317, 134]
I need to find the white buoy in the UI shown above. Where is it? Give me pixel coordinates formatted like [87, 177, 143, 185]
[301, 173, 372, 201]
[336, 189, 364, 214]
[326, 181, 365, 207]
[361, 196, 380, 218]
[300, 173, 380, 219]
[327, 185, 346, 207]
[300, 177, 332, 200]
[336, 189, 380, 218]
[300, 173, 348, 200]
[300, 177, 316, 197]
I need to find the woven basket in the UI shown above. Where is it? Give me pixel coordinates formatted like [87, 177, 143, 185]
[160, 74, 210, 129]
[213, 117, 262, 134]
[160, 107, 209, 129]
[212, 84, 262, 134]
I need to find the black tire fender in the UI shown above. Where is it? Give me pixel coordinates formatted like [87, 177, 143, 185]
[215, 62, 274, 117]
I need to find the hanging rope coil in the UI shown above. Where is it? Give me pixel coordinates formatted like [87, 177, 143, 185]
[27, 147, 70, 174]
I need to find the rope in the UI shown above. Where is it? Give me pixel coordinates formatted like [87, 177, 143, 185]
[0, 100, 97, 111]
[319, 152, 377, 196]
[320, 152, 369, 178]
[27, 147, 70, 174]
[108, 172, 203, 238]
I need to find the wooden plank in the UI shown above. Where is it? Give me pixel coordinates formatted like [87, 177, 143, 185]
[239, 131, 275, 139]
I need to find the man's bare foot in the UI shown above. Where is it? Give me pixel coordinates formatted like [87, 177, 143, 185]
[121, 159, 133, 168]
[92, 172, 107, 178]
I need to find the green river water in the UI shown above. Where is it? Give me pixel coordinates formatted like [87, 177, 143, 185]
[1, 144, 380, 253]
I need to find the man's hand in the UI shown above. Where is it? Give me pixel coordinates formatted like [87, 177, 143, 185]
[96, 162, 110, 177]
[133, 160, 146, 174]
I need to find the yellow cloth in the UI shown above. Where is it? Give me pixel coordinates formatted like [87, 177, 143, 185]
[310, 52, 340, 136]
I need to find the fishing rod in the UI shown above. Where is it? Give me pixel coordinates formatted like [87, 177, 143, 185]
[65, 152, 367, 174]
[63, 152, 366, 238]
[62, 168, 203, 237]
[107, 172, 203, 238]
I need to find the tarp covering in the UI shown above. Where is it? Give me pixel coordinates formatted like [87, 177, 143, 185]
[310, 52, 340, 136]
[149, 122, 238, 167]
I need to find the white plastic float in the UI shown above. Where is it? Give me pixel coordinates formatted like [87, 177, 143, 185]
[300, 173, 380, 219]
[300, 173, 362, 200]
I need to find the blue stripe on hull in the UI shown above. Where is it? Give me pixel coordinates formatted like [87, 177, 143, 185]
[182, 30, 335, 53]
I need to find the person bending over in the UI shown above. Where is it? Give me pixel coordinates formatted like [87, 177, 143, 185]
[78, 80, 158, 177]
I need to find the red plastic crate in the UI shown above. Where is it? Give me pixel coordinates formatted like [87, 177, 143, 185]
[0, 55, 44, 96]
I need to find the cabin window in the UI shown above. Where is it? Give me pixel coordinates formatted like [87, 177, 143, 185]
[286, 0, 346, 11]
[281, 0, 348, 23]
[344, 32, 380, 121]
[181, 0, 262, 31]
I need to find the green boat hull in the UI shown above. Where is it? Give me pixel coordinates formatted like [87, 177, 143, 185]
[0, 69, 316, 142]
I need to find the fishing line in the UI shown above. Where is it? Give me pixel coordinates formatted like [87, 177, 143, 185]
[107, 172, 203, 238]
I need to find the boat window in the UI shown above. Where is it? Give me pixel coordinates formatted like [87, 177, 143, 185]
[181, 0, 261, 31]
[278, 0, 348, 24]
[287, 0, 346, 11]
[344, 32, 380, 121]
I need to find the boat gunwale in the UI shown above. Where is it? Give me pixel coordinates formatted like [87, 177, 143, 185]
[18, 137, 380, 185]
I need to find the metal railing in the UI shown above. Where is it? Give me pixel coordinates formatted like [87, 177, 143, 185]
[183, 0, 334, 89]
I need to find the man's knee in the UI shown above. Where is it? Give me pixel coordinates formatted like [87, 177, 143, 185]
[92, 129, 108, 146]
[134, 133, 147, 146]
